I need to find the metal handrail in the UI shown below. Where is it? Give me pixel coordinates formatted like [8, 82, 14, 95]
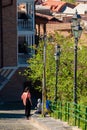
[50, 101, 87, 130]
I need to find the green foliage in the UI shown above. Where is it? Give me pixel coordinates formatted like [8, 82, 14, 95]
[23, 32, 87, 105]
[77, 46, 87, 104]
[63, 0, 75, 3]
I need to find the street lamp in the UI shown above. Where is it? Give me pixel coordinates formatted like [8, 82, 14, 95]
[71, 10, 83, 104]
[42, 33, 46, 116]
[54, 45, 61, 102]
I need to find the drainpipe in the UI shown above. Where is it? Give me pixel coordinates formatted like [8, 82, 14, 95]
[0, 0, 3, 68]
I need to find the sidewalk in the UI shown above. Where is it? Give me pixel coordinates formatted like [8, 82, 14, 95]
[30, 112, 81, 130]
[0, 106, 81, 130]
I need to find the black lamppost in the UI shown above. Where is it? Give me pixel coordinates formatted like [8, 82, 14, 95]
[71, 11, 82, 104]
[54, 45, 61, 102]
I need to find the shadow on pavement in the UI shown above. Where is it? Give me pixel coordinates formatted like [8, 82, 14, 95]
[0, 101, 24, 110]
[0, 113, 25, 119]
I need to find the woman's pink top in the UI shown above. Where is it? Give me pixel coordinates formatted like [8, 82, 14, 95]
[21, 92, 31, 106]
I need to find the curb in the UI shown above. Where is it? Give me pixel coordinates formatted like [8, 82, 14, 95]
[30, 112, 82, 130]
[30, 114, 74, 130]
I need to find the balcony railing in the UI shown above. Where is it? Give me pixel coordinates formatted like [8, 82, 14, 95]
[18, 19, 33, 31]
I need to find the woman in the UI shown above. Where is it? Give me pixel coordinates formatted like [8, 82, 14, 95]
[21, 87, 32, 119]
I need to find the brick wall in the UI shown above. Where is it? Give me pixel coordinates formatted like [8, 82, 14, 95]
[0, 12, 2, 67]
[36, 22, 71, 35]
[0, 0, 2, 67]
[0, 68, 26, 102]
[0, 67, 42, 106]
[2, 0, 17, 67]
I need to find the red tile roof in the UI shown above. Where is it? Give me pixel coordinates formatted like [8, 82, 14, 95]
[51, 2, 66, 12]
[36, 12, 54, 20]
[42, 0, 67, 12]
[42, 0, 65, 6]
[35, 12, 62, 22]
[35, 0, 75, 12]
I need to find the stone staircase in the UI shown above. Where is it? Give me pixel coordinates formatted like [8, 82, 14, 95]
[0, 68, 17, 90]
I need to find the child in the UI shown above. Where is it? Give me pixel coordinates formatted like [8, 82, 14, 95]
[35, 98, 42, 114]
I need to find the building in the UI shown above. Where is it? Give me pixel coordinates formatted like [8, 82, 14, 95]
[0, 0, 17, 68]
[0, 0, 35, 68]
[17, 0, 35, 66]
[0, 0, 35, 102]
[76, 0, 87, 4]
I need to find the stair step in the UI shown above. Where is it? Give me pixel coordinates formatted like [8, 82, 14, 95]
[4, 69, 13, 78]
[0, 68, 17, 90]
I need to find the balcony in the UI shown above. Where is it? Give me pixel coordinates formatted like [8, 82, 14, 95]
[18, 52, 33, 66]
[18, 19, 33, 31]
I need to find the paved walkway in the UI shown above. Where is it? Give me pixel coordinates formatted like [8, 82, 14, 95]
[31, 112, 81, 130]
[0, 101, 81, 130]
[0, 110, 43, 130]
[0, 108, 81, 130]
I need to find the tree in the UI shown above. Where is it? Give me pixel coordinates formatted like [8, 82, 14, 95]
[23, 32, 87, 105]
